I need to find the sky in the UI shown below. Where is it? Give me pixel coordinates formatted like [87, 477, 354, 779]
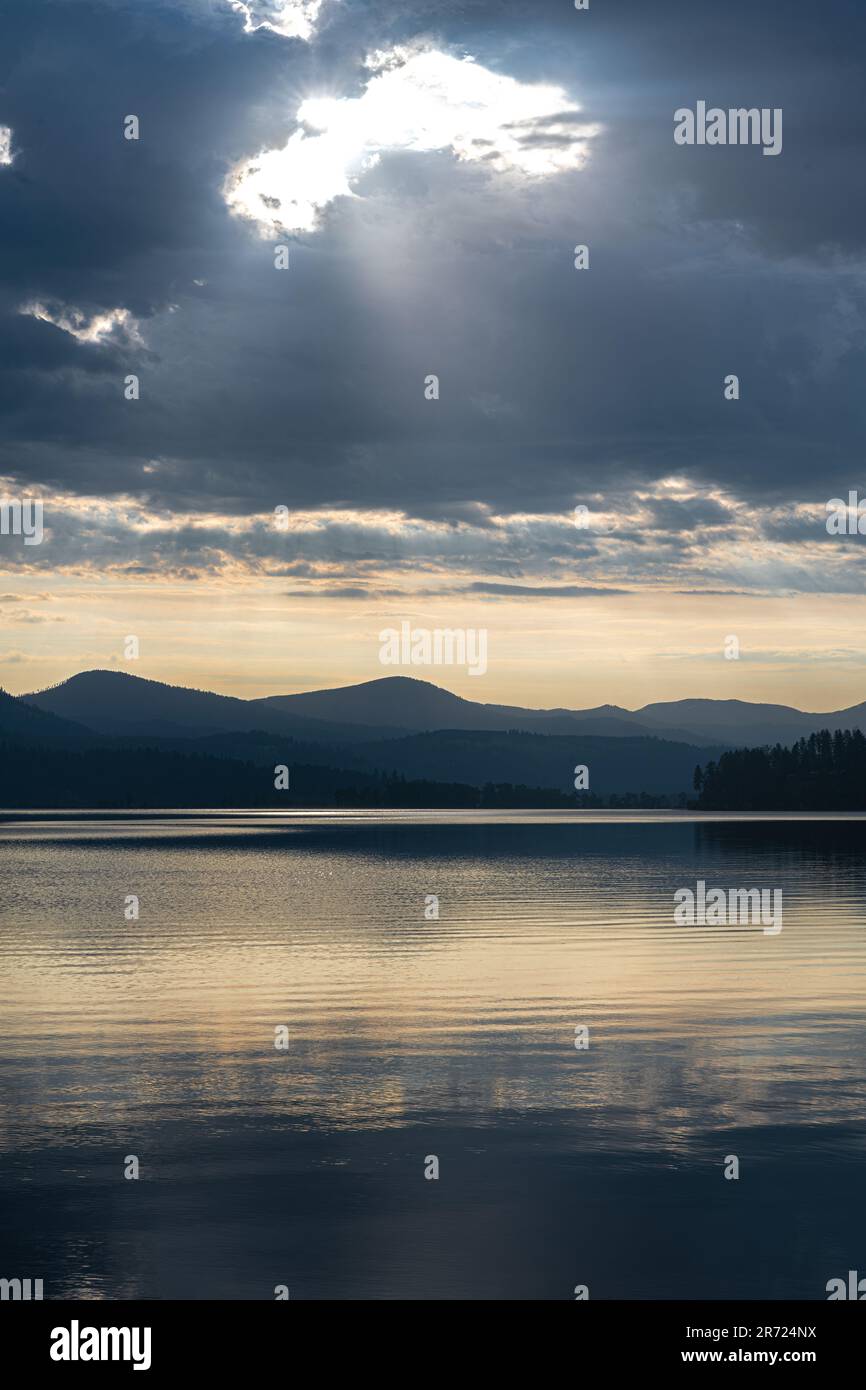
[1, 0, 866, 711]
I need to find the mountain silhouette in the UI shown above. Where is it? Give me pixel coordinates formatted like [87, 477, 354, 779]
[0, 686, 90, 743]
[5, 672, 865, 809]
[21, 670, 401, 741]
[20, 669, 866, 749]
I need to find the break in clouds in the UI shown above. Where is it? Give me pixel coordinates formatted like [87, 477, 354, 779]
[1, 0, 866, 596]
[229, 0, 327, 43]
[225, 44, 600, 235]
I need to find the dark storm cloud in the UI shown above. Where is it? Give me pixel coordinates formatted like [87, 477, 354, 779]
[0, 0, 864, 556]
[643, 497, 736, 532]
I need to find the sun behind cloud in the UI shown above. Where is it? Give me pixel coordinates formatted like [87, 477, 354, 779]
[225, 45, 601, 235]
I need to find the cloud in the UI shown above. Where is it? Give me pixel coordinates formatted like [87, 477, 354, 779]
[228, 0, 326, 42]
[3, 482, 865, 599]
[283, 584, 385, 598]
[461, 582, 626, 598]
[642, 496, 737, 533]
[0, 609, 64, 624]
[225, 43, 599, 233]
[18, 301, 144, 348]
[0, 127, 13, 167]
[2, 0, 866, 572]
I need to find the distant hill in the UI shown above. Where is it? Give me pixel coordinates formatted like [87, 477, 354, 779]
[8, 668, 866, 808]
[259, 676, 695, 741]
[0, 687, 91, 744]
[355, 728, 726, 796]
[274, 678, 866, 749]
[18, 668, 866, 753]
[632, 698, 840, 748]
[22, 670, 402, 742]
[110, 726, 722, 797]
[17, 669, 712, 745]
[267, 677, 866, 749]
[2, 677, 715, 801]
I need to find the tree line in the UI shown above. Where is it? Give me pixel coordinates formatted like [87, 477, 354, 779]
[693, 729, 866, 811]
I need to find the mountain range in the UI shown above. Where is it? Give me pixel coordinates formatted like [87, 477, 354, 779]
[0, 669, 863, 807]
[17, 669, 866, 750]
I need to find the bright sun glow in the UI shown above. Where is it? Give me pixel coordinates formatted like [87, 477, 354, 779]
[229, 1, 325, 42]
[225, 46, 600, 234]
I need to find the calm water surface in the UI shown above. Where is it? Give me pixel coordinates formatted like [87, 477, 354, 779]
[1, 810, 864, 1300]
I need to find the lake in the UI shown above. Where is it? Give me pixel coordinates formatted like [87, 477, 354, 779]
[1, 810, 864, 1300]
